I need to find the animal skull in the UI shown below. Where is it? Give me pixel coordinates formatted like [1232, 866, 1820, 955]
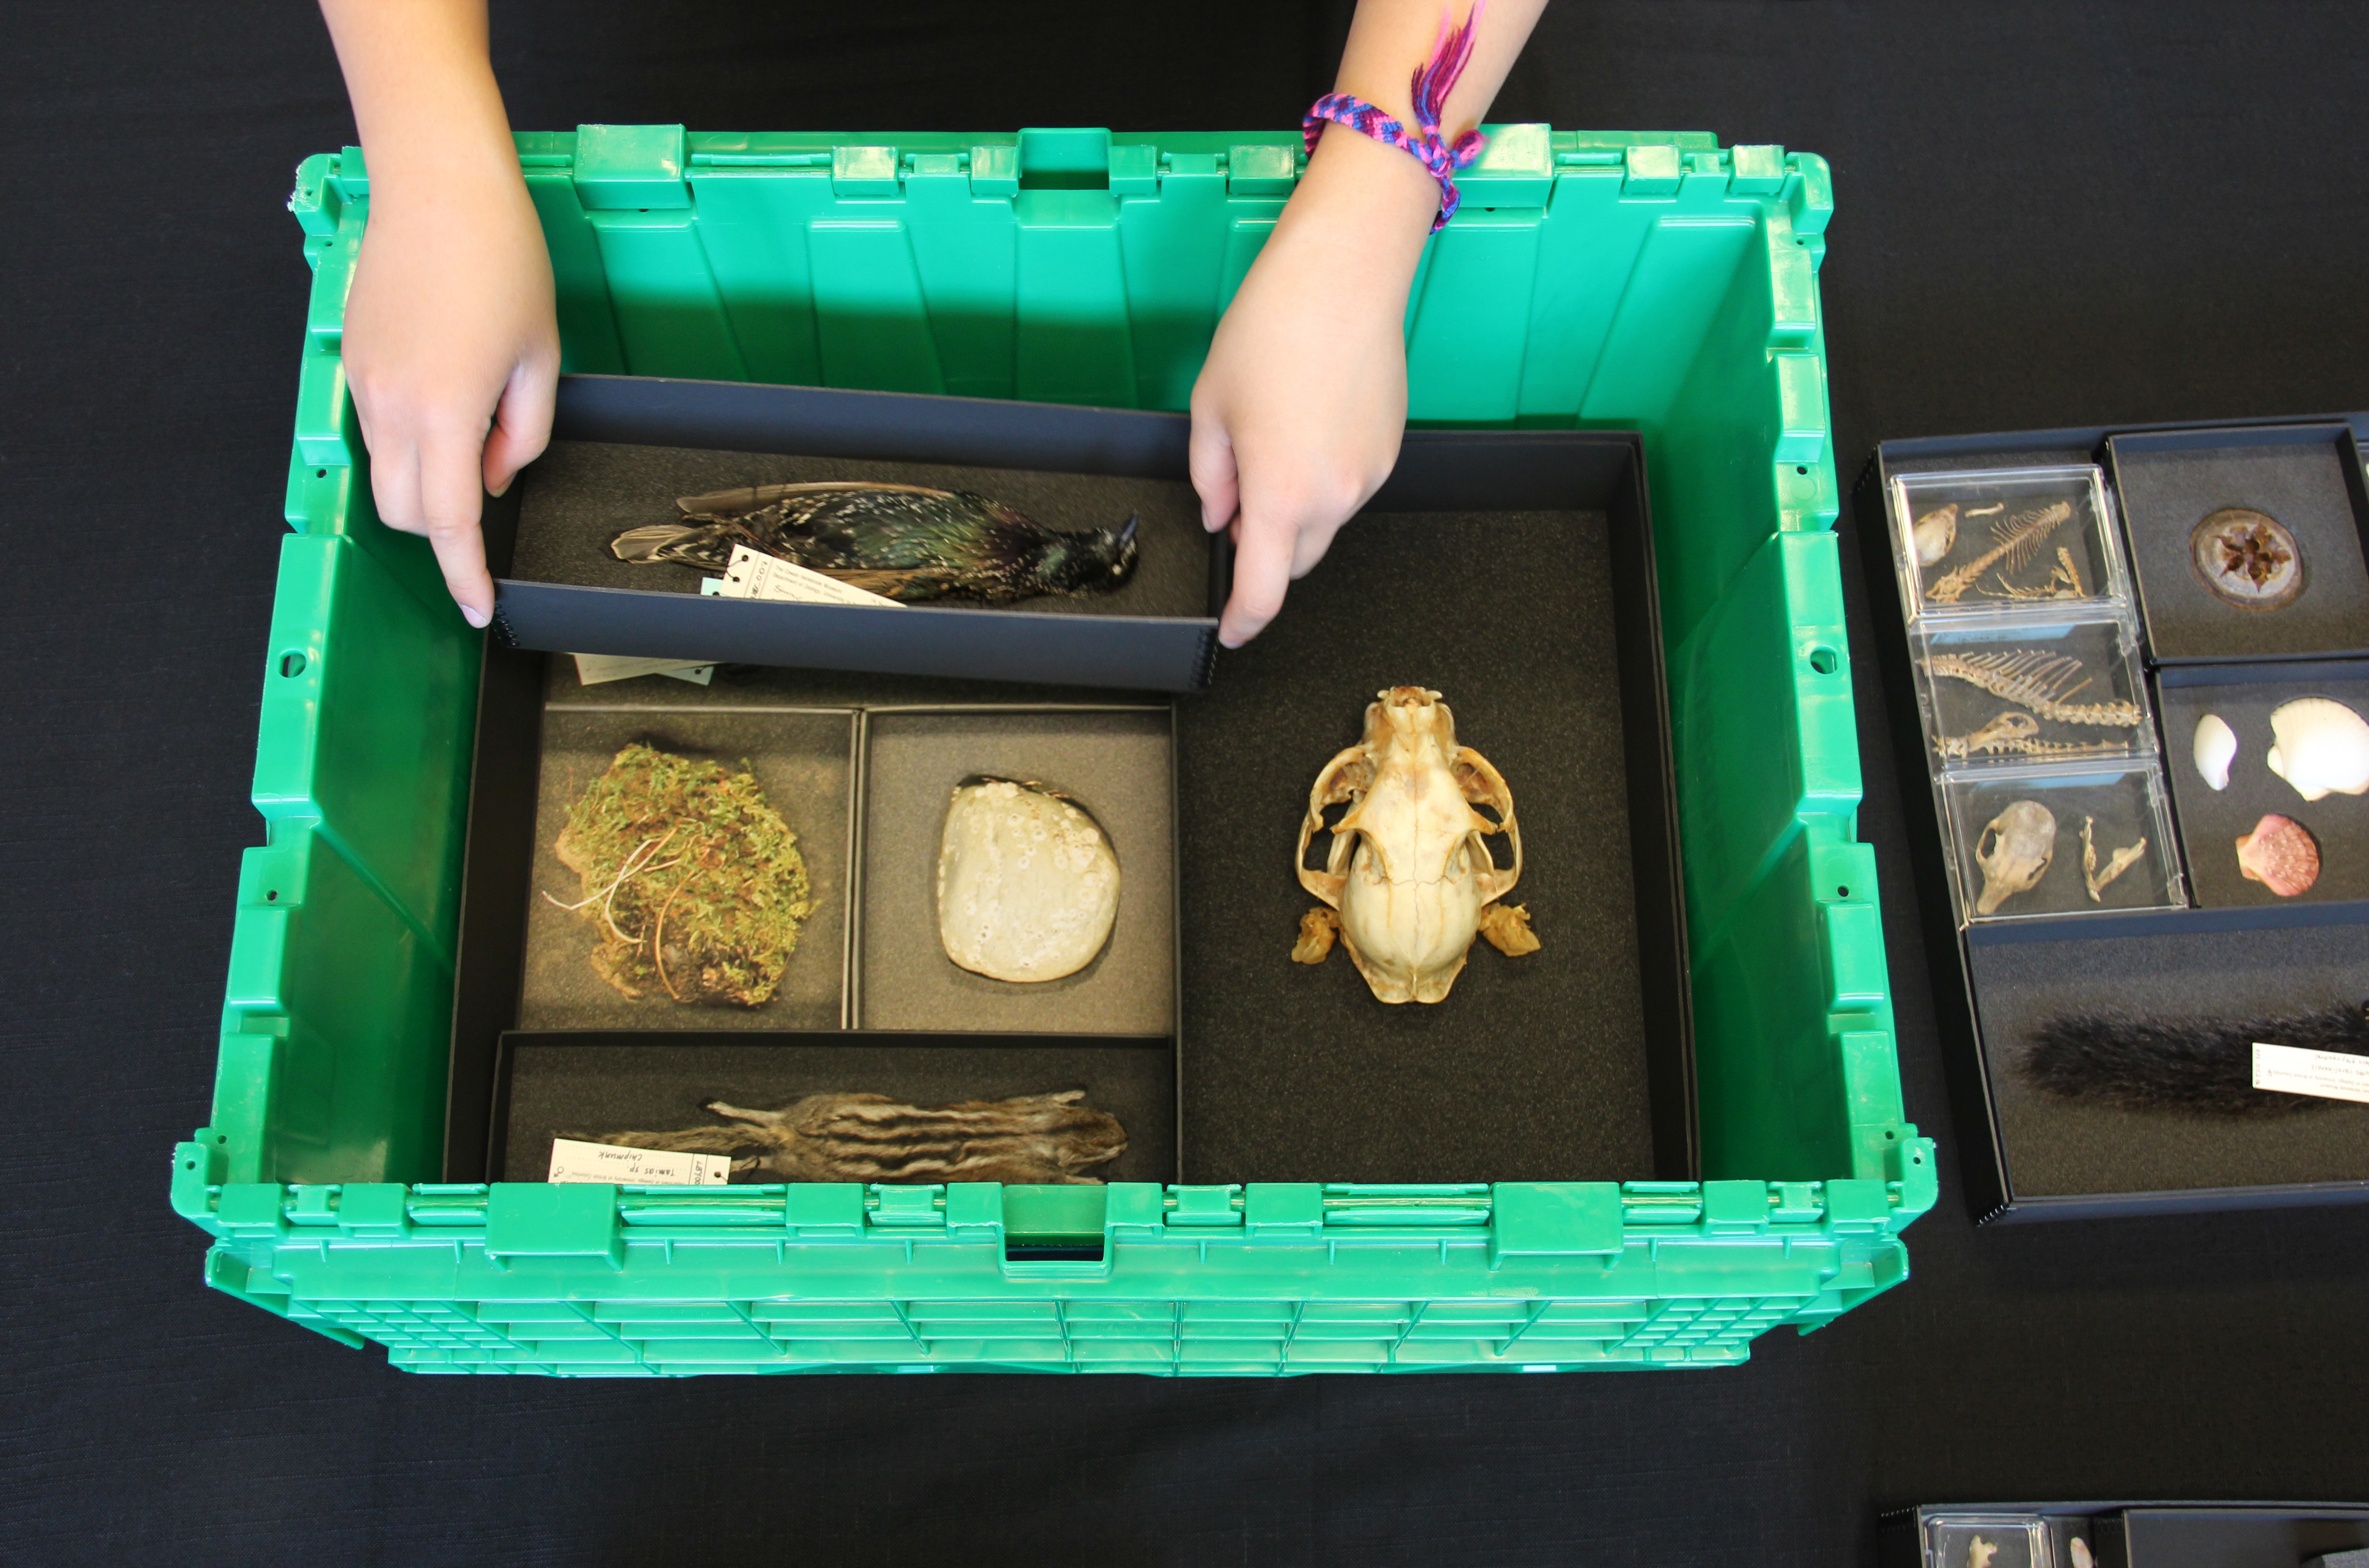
[1291, 687, 1539, 1003]
[1974, 799, 2057, 915]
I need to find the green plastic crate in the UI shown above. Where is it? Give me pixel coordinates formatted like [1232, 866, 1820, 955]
[173, 125, 1934, 1376]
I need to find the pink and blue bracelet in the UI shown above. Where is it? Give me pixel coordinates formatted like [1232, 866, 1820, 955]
[1301, 1, 1489, 233]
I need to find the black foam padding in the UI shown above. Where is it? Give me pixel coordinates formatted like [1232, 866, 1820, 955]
[1176, 510, 1654, 1184]
[497, 1035, 1175, 1184]
[2156, 674, 2369, 907]
[518, 708, 856, 1031]
[545, 650, 1143, 711]
[2111, 430, 2369, 660]
[1970, 924, 2369, 1196]
[512, 439, 1211, 619]
[859, 710, 1175, 1036]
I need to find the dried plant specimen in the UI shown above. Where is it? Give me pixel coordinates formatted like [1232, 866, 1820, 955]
[1974, 799, 2056, 915]
[937, 777, 1119, 983]
[2190, 506, 2303, 611]
[2080, 815, 2147, 901]
[1925, 500, 2072, 603]
[579, 1090, 1126, 1183]
[1924, 649, 2142, 727]
[1292, 686, 1537, 1003]
[611, 481, 1140, 603]
[548, 743, 814, 1006]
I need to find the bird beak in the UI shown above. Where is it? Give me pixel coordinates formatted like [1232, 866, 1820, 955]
[1116, 514, 1139, 547]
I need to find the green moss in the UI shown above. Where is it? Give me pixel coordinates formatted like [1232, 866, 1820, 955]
[554, 743, 814, 1007]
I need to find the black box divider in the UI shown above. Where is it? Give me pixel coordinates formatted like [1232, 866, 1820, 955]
[1858, 418, 2369, 1222]
[2106, 422, 2369, 663]
[488, 1030, 1181, 1186]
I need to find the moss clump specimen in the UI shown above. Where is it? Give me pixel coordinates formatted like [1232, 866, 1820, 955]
[551, 743, 814, 1007]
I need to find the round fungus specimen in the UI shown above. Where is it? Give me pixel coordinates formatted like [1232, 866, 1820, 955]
[936, 777, 1120, 983]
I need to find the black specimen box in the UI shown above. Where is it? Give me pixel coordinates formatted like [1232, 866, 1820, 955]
[1859, 414, 2369, 1225]
[1879, 1502, 2369, 1568]
[448, 392, 1697, 1193]
[489, 377, 1232, 691]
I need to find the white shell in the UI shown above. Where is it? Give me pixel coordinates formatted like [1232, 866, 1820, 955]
[936, 779, 1119, 983]
[2191, 712, 2238, 791]
[2264, 696, 2369, 802]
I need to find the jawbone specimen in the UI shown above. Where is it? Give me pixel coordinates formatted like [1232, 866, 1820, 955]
[1291, 686, 1538, 1003]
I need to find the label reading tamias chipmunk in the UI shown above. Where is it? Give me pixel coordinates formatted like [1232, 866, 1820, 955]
[547, 1138, 732, 1186]
[2251, 1042, 2369, 1105]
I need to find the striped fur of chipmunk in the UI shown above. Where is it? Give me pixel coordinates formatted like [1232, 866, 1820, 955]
[1925, 500, 2073, 603]
[1932, 710, 2125, 762]
[1923, 648, 2143, 727]
[1990, 545, 2090, 602]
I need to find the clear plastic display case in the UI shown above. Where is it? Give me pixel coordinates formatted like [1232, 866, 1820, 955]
[1940, 761, 2187, 923]
[1887, 464, 2129, 629]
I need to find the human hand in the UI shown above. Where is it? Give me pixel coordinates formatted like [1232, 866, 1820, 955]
[1189, 130, 1437, 647]
[343, 172, 556, 627]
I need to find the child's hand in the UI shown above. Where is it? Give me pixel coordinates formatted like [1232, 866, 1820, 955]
[344, 173, 556, 628]
[1190, 132, 1438, 648]
[321, 0, 555, 628]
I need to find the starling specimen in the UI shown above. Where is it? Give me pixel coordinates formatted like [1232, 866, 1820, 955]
[610, 480, 1140, 604]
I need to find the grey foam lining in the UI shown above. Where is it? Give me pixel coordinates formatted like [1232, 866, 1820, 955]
[1176, 510, 1654, 1184]
[859, 710, 1174, 1036]
[2157, 676, 2369, 906]
[519, 708, 854, 1031]
[500, 1038, 1176, 1184]
[1970, 924, 2369, 1196]
[2112, 436, 2369, 659]
[510, 440, 1211, 619]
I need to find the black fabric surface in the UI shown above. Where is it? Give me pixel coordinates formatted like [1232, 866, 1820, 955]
[9, 2, 2369, 1564]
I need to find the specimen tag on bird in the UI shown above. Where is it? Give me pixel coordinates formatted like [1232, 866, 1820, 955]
[2251, 1042, 2369, 1105]
[571, 653, 716, 686]
[547, 1137, 732, 1185]
[716, 544, 906, 609]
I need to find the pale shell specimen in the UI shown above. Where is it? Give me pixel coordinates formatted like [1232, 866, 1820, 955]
[2236, 813, 2320, 897]
[1292, 686, 1538, 1004]
[2191, 506, 2304, 611]
[2069, 1538, 2096, 1568]
[936, 777, 1119, 983]
[1911, 501, 1958, 567]
[2265, 696, 2369, 801]
[1974, 799, 2056, 915]
[2191, 712, 2238, 791]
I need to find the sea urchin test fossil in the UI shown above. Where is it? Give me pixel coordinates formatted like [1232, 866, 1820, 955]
[580, 1090, 1127, 1184]
[547, 743, 814, 1007]
[1923, 649, 2143, 727]
[1973, 799, 2056, 915]
[2191, 506, 2304, 611]
[1291, 687, 1538, 1003]
[2265, 696, 2369, 801]
[937, 777, 1119, 983]
[611, 481, 1140, 604]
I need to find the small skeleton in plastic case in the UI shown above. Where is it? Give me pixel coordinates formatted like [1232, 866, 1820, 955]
[2081, 815, 2148, 901]
[1925, 500, 2072, 603]
[1933, 710, 2123, 763]
[1974, 800, 2057, 915]
[1923, 649, 2142, 727]
[1990, 544, 2090, 601]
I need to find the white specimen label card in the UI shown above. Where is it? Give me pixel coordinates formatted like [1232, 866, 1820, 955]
[717, 544, 904, 608]
[571, 652, 715, 686]
[2252, 1042, 2369, 1105]
[547, 1137, 732, 1186]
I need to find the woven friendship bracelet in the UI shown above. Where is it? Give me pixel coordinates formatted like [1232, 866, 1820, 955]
[1301, 0, 1488, 233]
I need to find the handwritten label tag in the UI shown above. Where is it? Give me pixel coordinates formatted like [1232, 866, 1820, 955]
[2252, 1042, 2369, 1105]
[717, 544, 904, 608]
[571, 653, 716, 686]
[547, 1137, 732, 1186]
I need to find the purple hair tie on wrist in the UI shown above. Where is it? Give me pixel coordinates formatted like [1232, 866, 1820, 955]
[1301, 0, 1488, 233]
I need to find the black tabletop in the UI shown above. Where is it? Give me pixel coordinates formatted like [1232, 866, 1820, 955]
[7, 2, 2367, 1562]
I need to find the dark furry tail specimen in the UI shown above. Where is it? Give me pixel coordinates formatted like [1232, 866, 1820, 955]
[2021, 1001, 2369, 1115]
